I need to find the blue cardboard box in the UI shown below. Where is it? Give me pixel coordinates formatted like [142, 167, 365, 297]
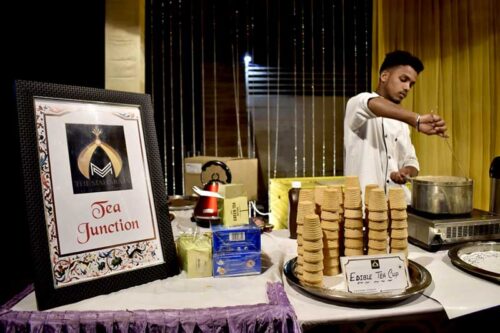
[212, 224, 261, 253]
[213, 251, 261, 277]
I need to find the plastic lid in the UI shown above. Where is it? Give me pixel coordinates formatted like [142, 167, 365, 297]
[291, 181, 302, 188]
[490, 156, 500, 179]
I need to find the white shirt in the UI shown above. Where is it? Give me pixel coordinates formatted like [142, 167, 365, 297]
[343, 92, 419, 205]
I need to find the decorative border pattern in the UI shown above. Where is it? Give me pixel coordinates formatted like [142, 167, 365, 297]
[36, 103, 162, 286]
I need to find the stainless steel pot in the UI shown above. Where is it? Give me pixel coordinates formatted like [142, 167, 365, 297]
[411, 176, 473, 214]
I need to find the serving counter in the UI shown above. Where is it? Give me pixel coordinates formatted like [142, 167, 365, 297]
[1, 213, 499, 332]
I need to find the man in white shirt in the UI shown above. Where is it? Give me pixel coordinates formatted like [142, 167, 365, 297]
[344, 50, 447, 204]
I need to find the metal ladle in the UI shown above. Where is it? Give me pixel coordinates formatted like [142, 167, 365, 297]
[431, 109, 468, 180]
[444, 137, 468, 180]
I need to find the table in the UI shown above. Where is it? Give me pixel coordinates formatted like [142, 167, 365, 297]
[264, 230, 500, 330]
[1, 215, 300, 332]
[1, 212, 499, 332]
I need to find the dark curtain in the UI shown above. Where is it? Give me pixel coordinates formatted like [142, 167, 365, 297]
[146, 0, 372, 200]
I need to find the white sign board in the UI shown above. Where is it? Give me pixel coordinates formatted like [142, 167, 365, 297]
[340, 254, 410, 293]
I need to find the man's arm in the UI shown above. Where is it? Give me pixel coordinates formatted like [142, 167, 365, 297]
[367, 97, 447, 137]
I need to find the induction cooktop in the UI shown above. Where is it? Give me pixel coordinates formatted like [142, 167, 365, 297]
[407, 208, 500, 251]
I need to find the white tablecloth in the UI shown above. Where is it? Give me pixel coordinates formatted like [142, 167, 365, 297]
[12, 230, 284, 312]
[279, 229, 499, 322]
[410, 244, 500, 319]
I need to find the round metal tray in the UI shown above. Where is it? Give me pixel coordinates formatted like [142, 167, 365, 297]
[167, 195, 198, 211]
[284, 257, 432, 304]
[448, 241, 500, 284]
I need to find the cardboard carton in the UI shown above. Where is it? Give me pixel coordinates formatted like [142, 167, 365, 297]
[176, 233, 212, 278]
[269, 176, 345, 229]
[218, 184, 249, 227]
[213, 251, 261, 277]
[184, 156, 258, 200]
[212, 224, 261, 253]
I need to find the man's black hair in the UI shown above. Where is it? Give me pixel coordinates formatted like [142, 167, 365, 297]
[379, 50, 424, 74]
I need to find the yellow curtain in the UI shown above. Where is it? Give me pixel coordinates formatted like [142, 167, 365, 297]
[372, 0, 500, 211]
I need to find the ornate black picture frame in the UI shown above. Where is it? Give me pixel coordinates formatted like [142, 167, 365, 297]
[15, 80, 178, 310]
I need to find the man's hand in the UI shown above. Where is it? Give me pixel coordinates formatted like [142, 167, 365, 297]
[390, 166, 418, 184]
[419, 114, 448, 137]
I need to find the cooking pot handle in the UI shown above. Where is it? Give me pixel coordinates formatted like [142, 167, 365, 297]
[200, 160, 232, 184]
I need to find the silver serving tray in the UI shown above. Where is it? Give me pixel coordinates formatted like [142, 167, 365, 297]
[448, 241, 500, 284]
[284, 257, 432, 304]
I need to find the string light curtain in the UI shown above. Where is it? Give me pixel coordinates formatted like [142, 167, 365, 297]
[146, 0, 372, 197]
[373, 0, 500, 210]
[246, 0, 372, 188]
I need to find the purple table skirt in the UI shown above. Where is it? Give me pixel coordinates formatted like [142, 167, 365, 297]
[0, 282, 301, 333]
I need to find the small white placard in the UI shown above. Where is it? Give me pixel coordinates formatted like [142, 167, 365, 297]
[340, 254, 410, 293]
[185, 162, 202, 174]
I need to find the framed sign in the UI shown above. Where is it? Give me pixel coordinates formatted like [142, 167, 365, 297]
[15, 80, 178, 310]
